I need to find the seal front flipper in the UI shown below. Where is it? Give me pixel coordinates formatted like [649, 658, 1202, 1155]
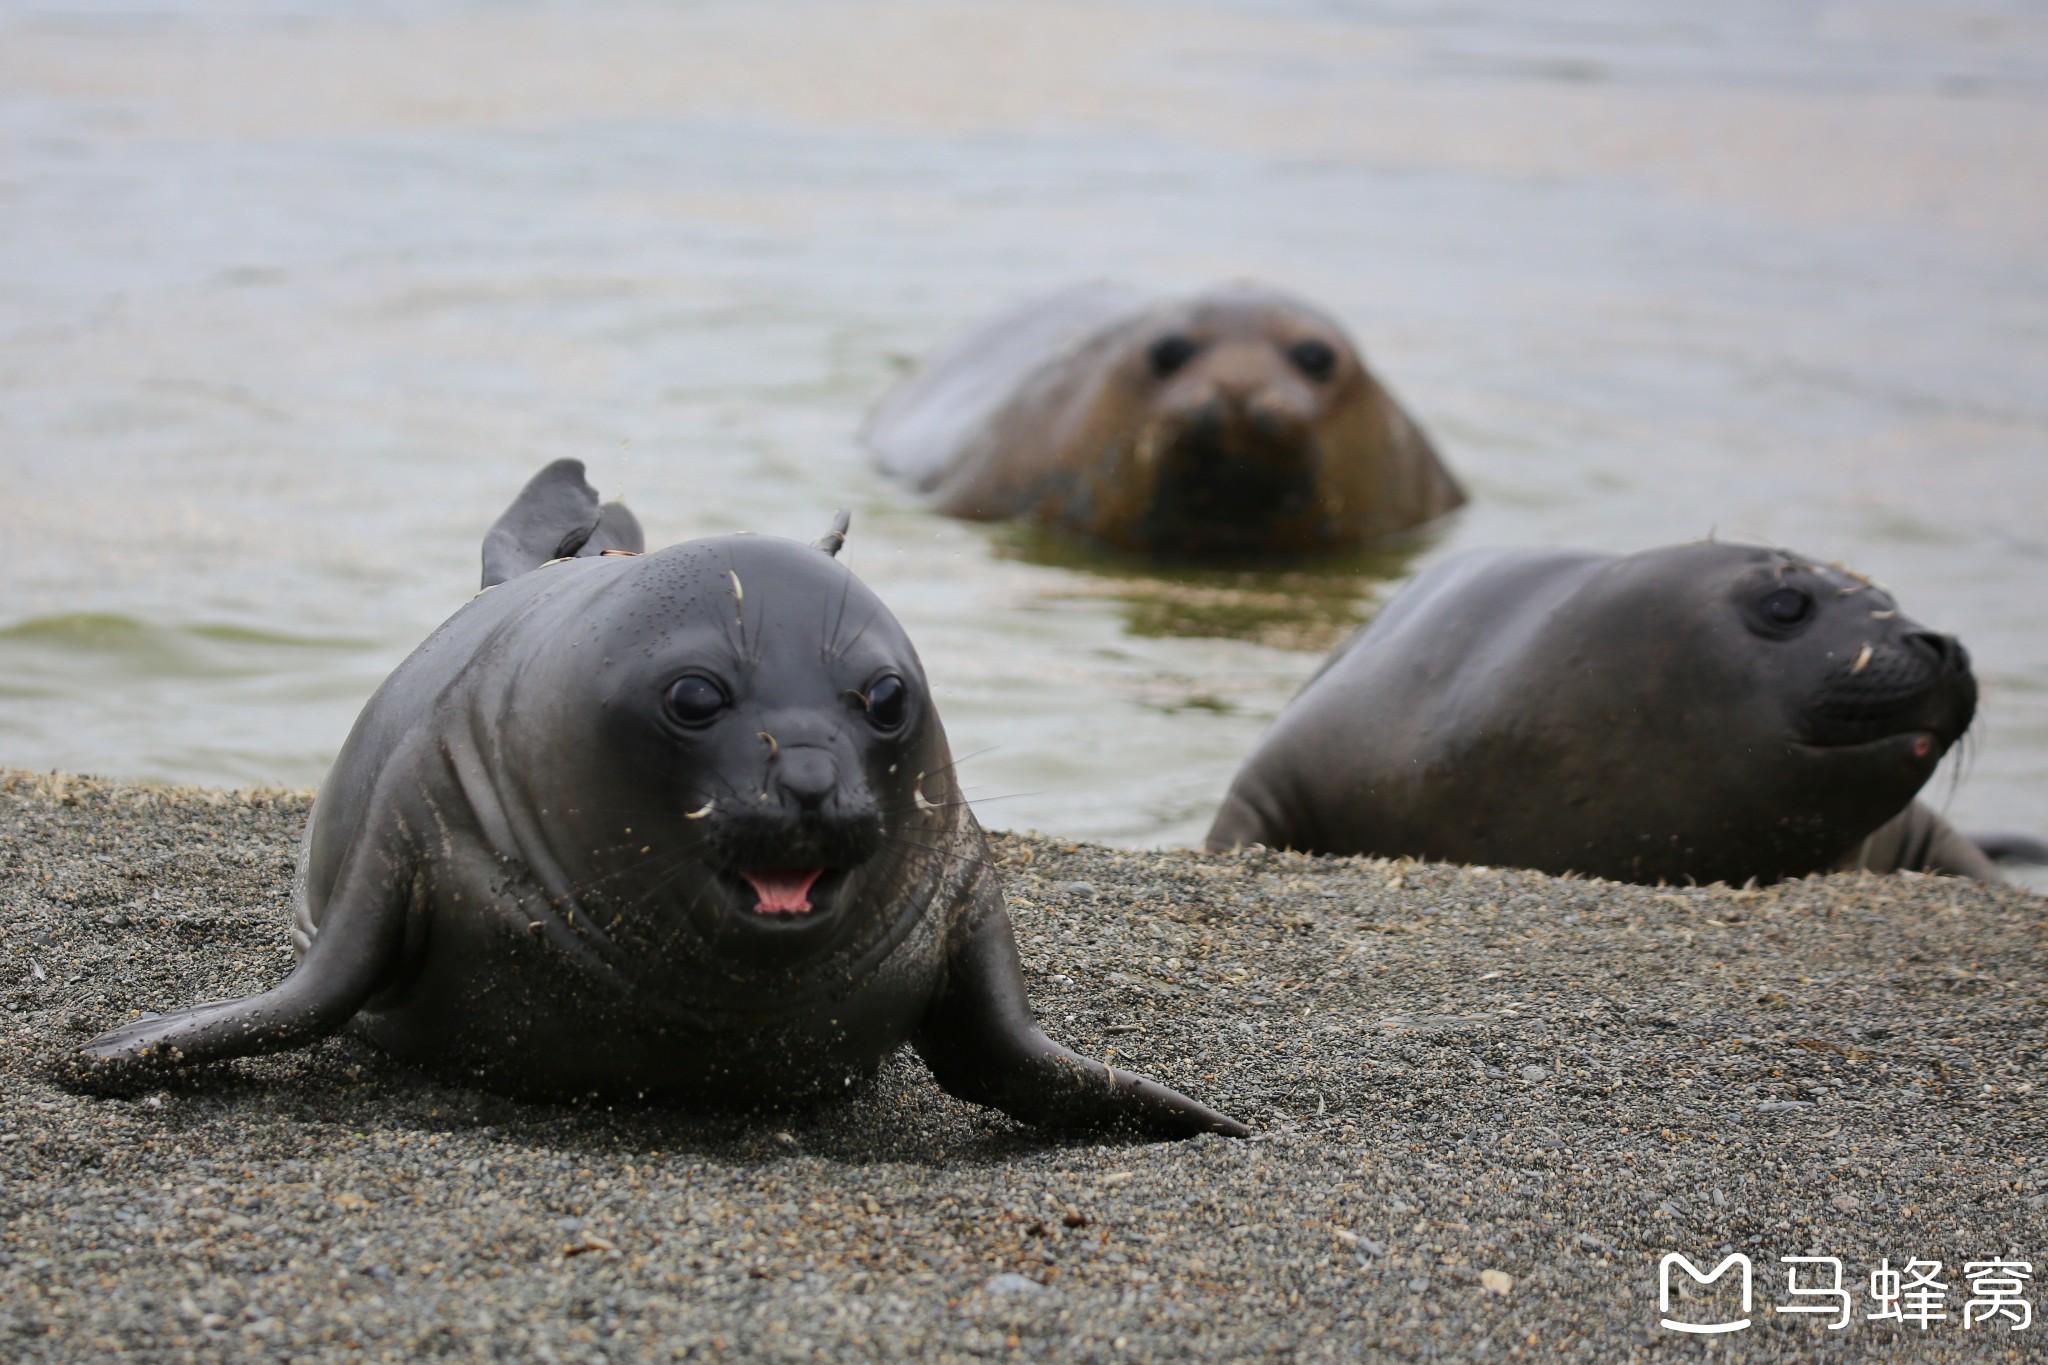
[480, 458, 645, 589]
[912, 888, 1249, 1140]
[63, 837, 410, 1093]
[1838, 801, 2002, 881]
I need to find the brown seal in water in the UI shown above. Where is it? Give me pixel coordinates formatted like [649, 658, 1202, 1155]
[1207, 542, 1998, 885]
[69, 463, 1247, 1140]
[865, 282, 1465, 559]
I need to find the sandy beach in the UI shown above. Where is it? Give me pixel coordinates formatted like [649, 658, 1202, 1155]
[1, 769, 2042, 1360]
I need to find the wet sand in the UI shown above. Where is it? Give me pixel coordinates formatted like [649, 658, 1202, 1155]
[1, 770, 2043, 1360]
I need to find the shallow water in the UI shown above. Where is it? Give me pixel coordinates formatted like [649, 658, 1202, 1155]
[2, 0, 2044, 856]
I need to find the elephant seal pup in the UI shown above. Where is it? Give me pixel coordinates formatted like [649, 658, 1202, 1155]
[74, 481, 1246, 1139]
[1207, 542, 1989, 886]
[864, 282, 1464, 559]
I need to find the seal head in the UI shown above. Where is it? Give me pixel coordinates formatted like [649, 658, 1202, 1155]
[1208, 541, 1982, 885]
[1115, 289, 1380, 556]
[867, 282, 1464, 559]
[458, 535, 954, 999]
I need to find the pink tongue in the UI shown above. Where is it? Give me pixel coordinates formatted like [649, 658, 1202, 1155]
[740, 867, 824, 914]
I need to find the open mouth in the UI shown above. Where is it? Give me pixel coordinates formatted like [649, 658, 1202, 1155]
[1798, 728, 1942, 759]
[735, 866, 835, 918]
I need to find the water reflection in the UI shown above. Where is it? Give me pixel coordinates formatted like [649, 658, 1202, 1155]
[989, 521, 1451, 654]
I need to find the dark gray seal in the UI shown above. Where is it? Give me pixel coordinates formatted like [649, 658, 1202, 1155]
[1207, 542, 1993, 886]
[73, 468, 1245, 1139]
[865, 282, 1464, 559]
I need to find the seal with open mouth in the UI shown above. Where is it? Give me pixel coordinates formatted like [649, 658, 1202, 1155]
[1207, 542, 1997, 885]
[71, 464, 1246, 1138]
[864, 281, 1464, 560]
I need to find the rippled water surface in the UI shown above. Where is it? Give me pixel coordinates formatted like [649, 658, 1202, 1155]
[2, 0, 2045, 852]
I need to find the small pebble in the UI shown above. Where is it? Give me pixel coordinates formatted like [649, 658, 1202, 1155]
[983, 1273, 1048, 1297]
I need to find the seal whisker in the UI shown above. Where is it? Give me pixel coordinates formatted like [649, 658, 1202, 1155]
[1934, 726, 1976, 818]
[922, 745, 1002, 778]
[821, 572, 854, 664]
[555, 833, 727, 906]
[880, 791, 1038, 817]
[544, 835, 720, 909]
[831, 602, 882, 661]
[878, 833, 993, 875]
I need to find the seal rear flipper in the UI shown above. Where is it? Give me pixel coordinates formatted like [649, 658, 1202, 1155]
[481, 458, 613, 589]
[60, 844, 411, 1094]
[912, 899, 1249, 1140]
[1205, 783, 1281, 854]
[589, 499, 645, 556]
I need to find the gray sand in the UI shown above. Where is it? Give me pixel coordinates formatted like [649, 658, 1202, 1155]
[2, 769, 2043, 1360]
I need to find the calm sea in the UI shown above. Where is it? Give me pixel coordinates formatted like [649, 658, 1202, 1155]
[2, 0, 2043, 862]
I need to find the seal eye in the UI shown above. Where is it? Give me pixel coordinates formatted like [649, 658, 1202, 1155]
[1288, 338, 1338, 381]
[1759, 588, 1814, 627]
[1146, 334, 1200, 379]
[864, 674, 909, 731]
[664, 674, 727, 726]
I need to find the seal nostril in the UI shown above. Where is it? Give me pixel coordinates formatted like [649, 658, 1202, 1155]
[1905, 631, 1963, 672]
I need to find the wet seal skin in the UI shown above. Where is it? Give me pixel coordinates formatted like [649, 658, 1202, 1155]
[864, 281, 1465, 560]
[66, 466, 1246, 1140]
[1208, 541, 1997, 886]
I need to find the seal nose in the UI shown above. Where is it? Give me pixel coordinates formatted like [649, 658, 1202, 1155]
[1906, 631, 1969, 675]
[774, 746, 838, 811]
